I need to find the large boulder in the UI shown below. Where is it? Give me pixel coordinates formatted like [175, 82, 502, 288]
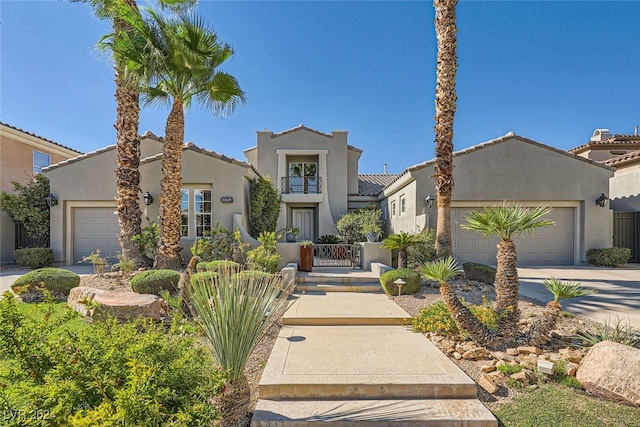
[576, 341, 640, 407]
[68, 287, 169, 322]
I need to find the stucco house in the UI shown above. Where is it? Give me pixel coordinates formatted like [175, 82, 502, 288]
[569, 128, 640, 262]
[46, 125, 614, 267]
[0, 122, 82, 264]
[45, 132, 257, 264]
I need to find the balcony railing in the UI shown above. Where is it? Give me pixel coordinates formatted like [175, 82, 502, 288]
[281, 176, 322, 194]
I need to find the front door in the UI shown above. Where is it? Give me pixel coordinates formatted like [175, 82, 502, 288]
[292, 208, 315, 242]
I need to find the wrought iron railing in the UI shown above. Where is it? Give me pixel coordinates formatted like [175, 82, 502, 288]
[313, 244, 360, 268]
[281, 176, 322, 194]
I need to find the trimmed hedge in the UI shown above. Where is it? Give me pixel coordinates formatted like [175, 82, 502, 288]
[203, 260, 242, 273]
[190, 271, 219, 287]
[14, 247, 55, 269]
[462, 262, 496, 285]
[130, 269, 180, 295]
[379, 268, 421, 296]
[587, 247, 631, 267]
[12, 268, 80, 301]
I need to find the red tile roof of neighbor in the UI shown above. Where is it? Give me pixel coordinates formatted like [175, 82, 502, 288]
[1, 121, 83, 154]
[604, 149, 640, 167]
[569, 134, 640, 153]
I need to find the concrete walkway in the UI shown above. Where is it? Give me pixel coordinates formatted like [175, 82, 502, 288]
[518, 265, 640, 328]
[252, 292, 497, 426]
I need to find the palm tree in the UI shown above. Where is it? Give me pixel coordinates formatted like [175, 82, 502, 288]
[525, 277, 595, 346]
[432, 0, 458, 257]
[462, 203, 554, 336]
[110, 6, 246, 269]
[422, 257, 497, 347]
[190, 269, 294, 426]
[381, 232, 423, 269]
[74, 0, 195, 267]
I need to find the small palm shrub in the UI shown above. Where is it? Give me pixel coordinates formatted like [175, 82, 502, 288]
[379, 269, 421, 296]
[316, 234, 342, 244]
[130, 269, 180, 295]
[14, 247, 54, 269]
[12, 268, 80, 302]
[462, 262, 496, 285]
[190, 271, 219, 288]
[587, 247, 631, 267]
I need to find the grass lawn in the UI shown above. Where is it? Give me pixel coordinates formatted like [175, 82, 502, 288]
[494, 385, 640, 427]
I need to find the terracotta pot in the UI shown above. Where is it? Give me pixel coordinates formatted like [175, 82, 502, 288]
[299, 245, 313, 272]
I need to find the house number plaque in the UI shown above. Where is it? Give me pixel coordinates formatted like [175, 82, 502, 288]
[220, 196, 233, 203]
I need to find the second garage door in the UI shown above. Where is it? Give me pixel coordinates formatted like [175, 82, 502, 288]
[73, 207, 121, 263]
[452, 207, 575, 266]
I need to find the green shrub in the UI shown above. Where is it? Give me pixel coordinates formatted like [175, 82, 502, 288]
[204, 260, 241, 273]
[412, 301, 459, 336]
[407, 228, 437, 269]
[379, 268, 421, 296]
[497, 363, 523, 375]
[190, 271, 219, 287]
[462, 262, 496, 284]
[250, 176, 281, 238]
[11, 268, 80, 301]
[246, 231, 281, 273]
[196, 261, 209, 272]
[190, 225, 249, 264]
[132, 219, 160, 261]
[335, 206, 383, 243]
[14, 247, 54, 269]
[0, 294, 226, 425]
[587, 247, 631, 267]
[130, 269, 180, 295]
[232, 270, 274, 283]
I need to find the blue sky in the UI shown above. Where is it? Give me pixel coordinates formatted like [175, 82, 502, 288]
[2, 1, 639, 173]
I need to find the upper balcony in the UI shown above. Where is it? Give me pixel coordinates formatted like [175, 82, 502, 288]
[281, 176, 322, 194]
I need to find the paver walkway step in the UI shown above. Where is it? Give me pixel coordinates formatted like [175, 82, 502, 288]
[252, 399, 497, 427]
[284, 293, 410, 326]
[296, 282, 382, 293]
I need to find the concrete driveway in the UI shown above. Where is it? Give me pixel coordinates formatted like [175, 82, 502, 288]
[0, 265, 94, 295]
[518, 265, 640, 329]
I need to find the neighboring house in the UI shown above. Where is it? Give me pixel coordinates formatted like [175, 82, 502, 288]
[569, 129, 640, 262]
[0, 122, 82, 264]
[381, 133, 614, 265]
[45, 133, 257, 265]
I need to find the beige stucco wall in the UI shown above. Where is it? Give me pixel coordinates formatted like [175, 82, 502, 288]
[46, 140, 254, 265]
[347, 147, 361, 195]
[610, 170, 640, 200]
[0, 125, 80, 263]
[382, 137, 614, 264]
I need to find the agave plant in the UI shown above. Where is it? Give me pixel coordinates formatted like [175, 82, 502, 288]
[189, 268, 294, 426]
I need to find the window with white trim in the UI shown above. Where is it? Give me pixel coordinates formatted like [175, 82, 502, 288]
[181, 188, 212, 238]
[391, 201, 397, 217]
[400, 195, 406, 215]
[33, 150, 50, 174]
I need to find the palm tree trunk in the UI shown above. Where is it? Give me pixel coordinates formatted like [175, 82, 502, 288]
[215, 375, 251, 427]
[495, 238, 521, 337]
[433, 0, 458, 257]
[440, 284, 498, 348]
[524, 301, 561, 347]
[155, 99, 185, 270]
[398, 248, 408, 269]
[113, 0, 145, 267]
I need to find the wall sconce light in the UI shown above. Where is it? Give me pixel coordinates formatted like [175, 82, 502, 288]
[45, 194, 58, 208]
[425, 193, 435, 208]
[143, 191, 154, 206]
[595, 193, 608, 208]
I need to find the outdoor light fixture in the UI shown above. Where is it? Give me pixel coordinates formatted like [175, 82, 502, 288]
[45, 193, 58, 208]
[425, 193, 435, 208]
[394, 278, 406, 297]
[143, 191, 154, 206]
[595, 193, 609, 208]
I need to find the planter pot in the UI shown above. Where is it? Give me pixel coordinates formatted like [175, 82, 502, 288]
[285, 233, 297, 243]
[366, 232, 379, 242]
[299, 246, 313, 272]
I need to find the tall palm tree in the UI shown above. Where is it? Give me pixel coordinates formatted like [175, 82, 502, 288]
[381, 232, 423, 269]
[432, 0, 458, 257]
[110, 6, 246, 269]
[74, 0, 195, 267]
[462, 204, 554, 337]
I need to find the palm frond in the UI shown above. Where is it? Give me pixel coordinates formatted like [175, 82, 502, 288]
[381, 232, 423, 251]
[543, 277, 596, 302]
[420, 256, 462, 285]
[462, 202, 554, 240]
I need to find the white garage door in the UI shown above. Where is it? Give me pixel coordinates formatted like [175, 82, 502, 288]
[74, 207, 121, 263]
[452, 207, 575, 266]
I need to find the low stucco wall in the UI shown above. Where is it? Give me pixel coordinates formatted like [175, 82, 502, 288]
[360, 242, 391, 271]
[277, 243, 300, 270]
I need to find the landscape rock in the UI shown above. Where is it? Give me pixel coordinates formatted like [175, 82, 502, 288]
[517, 346, 542, 355]
[478, 375, 499, 394]
[511, 369, 536, 385]
[565, 362, 579, 377]
[506, 347, 519, 356]
[462, 346, 489, 360]
[559, 347, 585, 363]
[68, 286, 169, 322]
[576, 341, 640, 407]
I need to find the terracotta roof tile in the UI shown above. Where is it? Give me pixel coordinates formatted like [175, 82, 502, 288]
[569, 134, 640, 153]
[271, 124, 333, 138]
[604, 149, 640, 167]
[1, 121, 83, 154]
[356, 174, 399, 196]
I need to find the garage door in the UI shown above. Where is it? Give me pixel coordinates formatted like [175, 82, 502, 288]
[452, 207, 575, 265]
[73, 207, 121, 263]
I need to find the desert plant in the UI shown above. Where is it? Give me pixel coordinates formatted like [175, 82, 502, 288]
[232, 270, 274, 283]
[412, 298, 499, 338]
[407, 228, 438, 269]
[14, 247, 54, 269]
[130, 269, 180, 295]
[462, 262, 496, 285]
[379, 268, 421, 296]
[11, 268, 80, 302]
[132, 219, 160, 262]
[587, 247, 631, 267]
[190, 225, 249, 264]
[250, 176, 281, 238]
[575, 316, 640, 348]
[203, 260, 242, 273]
[381, 232, 423, 269]
[497, 363, 523, 375]
[189, 267, 294, 426]
[246, 231, 281, 273]
[80, 249, 108, 273]
[112, 252, 137, 273]
[316, 234, 343, 244]
[298, 240, 314, 247]
[191, 271, 219, 288]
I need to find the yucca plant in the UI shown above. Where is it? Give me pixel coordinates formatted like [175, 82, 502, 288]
[189, 268, 294, 426]
[421, 256, 496, 347]
[576, 316, 640, 348]
[525, 277, 596, 346]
